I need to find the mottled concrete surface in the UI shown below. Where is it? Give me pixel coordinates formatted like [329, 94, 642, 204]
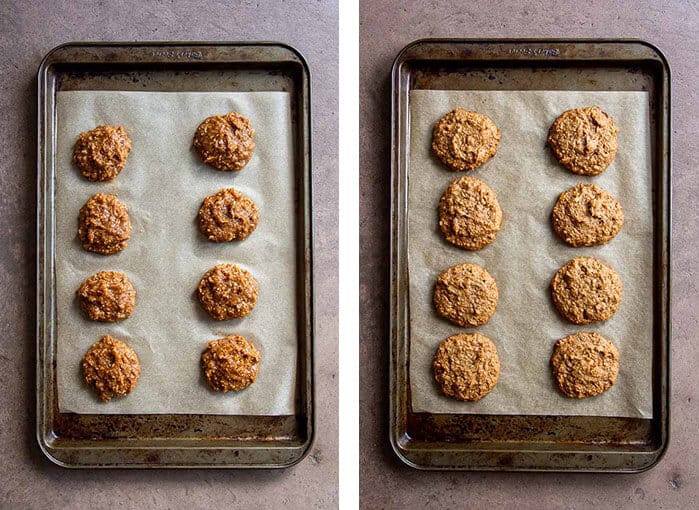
[360, 1, 697, 508]
[0, 1, 337, 508]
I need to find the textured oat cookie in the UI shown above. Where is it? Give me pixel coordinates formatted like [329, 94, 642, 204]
[551, 257, 622, 324]
[432, 109, 501, 171]
[78, 192, 131, 255]
[551, 332, 619, 398]
[201, 335, 261, 392]
[72, 125, 132, 182]
[82, 335, 140, 402]
[198, 188, 259, 242]
[552, 183, 624, 247]
[77, 271, 135, 322]
[193, 112, 255, 171]
[434, 263, 498, 327]
[433, 333, 500, 401]
[439, 175, 502, 250]
[197, 263, 259, 320]
[547, 106, 619, 176]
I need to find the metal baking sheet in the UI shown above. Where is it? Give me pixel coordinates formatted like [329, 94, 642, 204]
[390, 39, 670, 471]
[37, 42, 314, 468]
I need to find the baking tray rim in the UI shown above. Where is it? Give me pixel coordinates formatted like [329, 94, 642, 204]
[389, 38, 671, 472]
[36, 41, 316, 468]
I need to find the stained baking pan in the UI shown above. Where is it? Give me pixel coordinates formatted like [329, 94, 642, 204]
[390, 40, 670, 471]
[37, 42, 314, 468]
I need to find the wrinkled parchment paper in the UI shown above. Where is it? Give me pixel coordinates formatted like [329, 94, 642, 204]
[409, 90, 652, 417]
[56, 91, 297, 415]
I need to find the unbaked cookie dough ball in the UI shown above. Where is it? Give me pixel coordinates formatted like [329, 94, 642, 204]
[78, 192, 131, 255]
[193, 112, 255, 171]
[197, 263, 259, 320]
[82, 335, 140, 401]
[201, 335, 261, 392]
[73, 125, 131, 182]
[198, 188, 259, 242]
[77, 271, 135, 322]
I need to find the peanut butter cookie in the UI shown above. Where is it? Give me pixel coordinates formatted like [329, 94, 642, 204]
[73, 125, 132, 182]
[439, 175, 502, 250]
[547, 106, 618, 176]
[433, 333, 500, 401]
[78, 192, 131, 255]
[198, 188, 259, 242]
[193, 112, 255, 171]
[551, 257, 622, 324]
[201, 335, 261, 392]
[82, 335, 140, 402]
[197, 263, 259, 320]
[432, 109, 500, 171]
[551, 332, 619, 398]
[77, 271, 135, 322]
[552, 183, 624, 247]
[434, 262, 498, 327]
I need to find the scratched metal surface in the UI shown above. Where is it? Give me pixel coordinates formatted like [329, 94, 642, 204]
[38, 43, 314, 468]
[390, 40, 669, 471]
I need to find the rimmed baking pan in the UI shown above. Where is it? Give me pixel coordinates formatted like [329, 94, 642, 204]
[390, 39, 670, 471]
[37, 42, 314, 468]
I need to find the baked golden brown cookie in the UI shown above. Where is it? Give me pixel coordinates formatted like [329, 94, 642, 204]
[552, 183, 624, 247]
[198, 188, 259, 242]
[434, 262, 498, 327]
[82, 335, 140, 401]
[197, 263, 259, 320]
[551, 332, 619, 398]
[73, 125, 132, 182]
[201, 335, 261, 392]
[77, 271, 135, 322]
[78, 192, 131, 255]
[547, 106, 618, 176]
[551, 257, 622, 324]
[432, 109, 500, 171]
[193, 112, 255, 171]
[433, 333, 500, 401]
[439, 175, 502, 250]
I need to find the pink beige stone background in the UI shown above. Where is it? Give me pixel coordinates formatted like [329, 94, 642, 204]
[360, 0, 698, 507]
[0, 1, 338, 508]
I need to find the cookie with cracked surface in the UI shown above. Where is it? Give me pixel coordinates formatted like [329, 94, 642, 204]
[434, 262, 498, 327]
[82, 335, 140, 401]
[193, 112, 255, 171]
[77, 271, 135, 322]
[198, 188, 259, 242]
[432, 109, 501, 171]
[551, 332, 619, 398]
[201, 335, 261, 392]
[78, 192, 131, 255]
[547, 106, 618, 176]
[197, 263, 259, 320]
[551, 257, 622, 325]
[433, 333, 500, 401]
[73, 125, 132, 182]
[439, 175, 502, 250]
[552, 183, 624, 247]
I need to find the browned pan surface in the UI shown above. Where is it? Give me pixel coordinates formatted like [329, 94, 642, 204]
[390, 39, 670, 471]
